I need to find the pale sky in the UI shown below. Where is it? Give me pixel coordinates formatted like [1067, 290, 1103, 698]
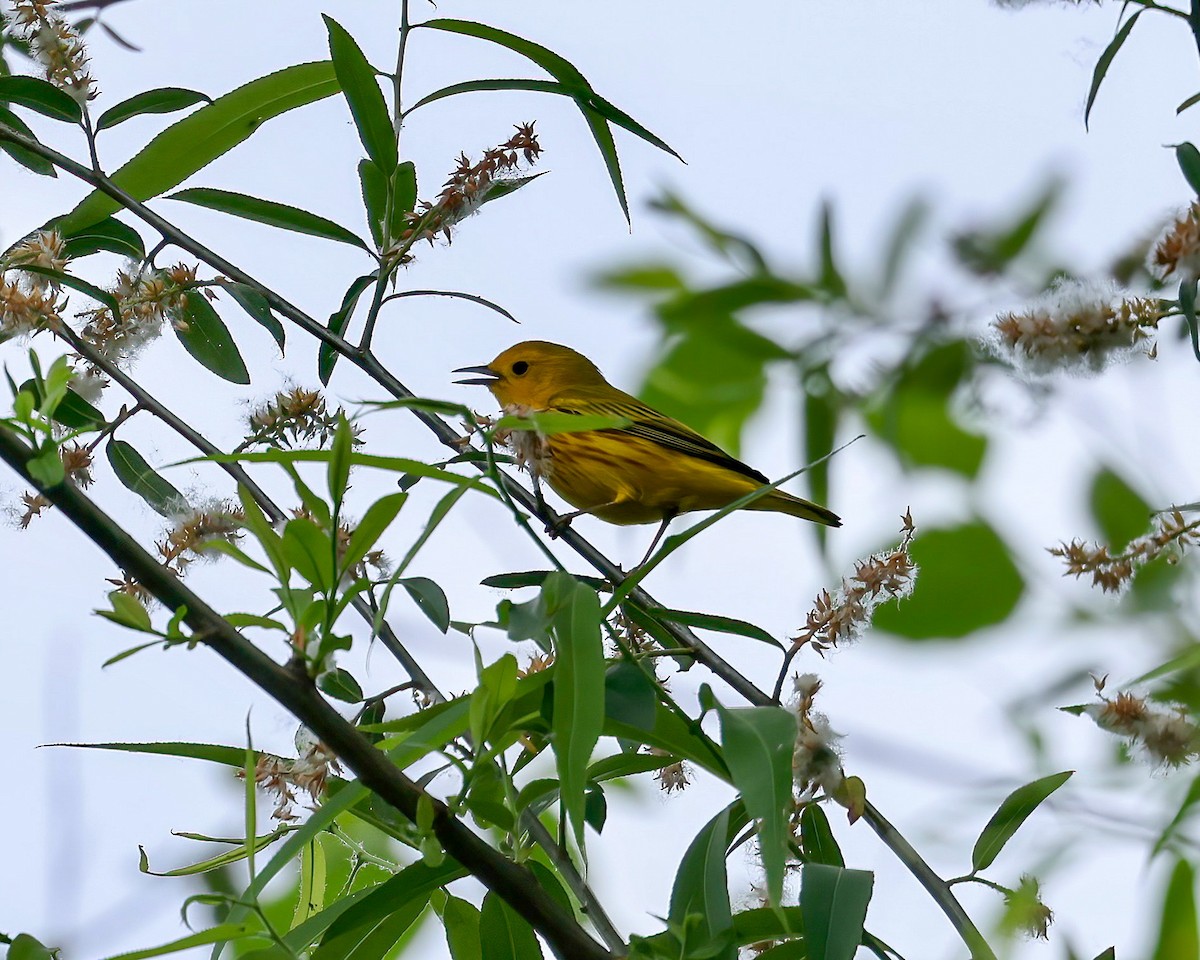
[3, 2, 1199, 958]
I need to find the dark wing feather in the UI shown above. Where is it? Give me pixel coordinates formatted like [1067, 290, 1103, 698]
[552, 393, 769, 484]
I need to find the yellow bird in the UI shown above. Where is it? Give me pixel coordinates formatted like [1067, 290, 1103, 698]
[455, 341, 840, 558]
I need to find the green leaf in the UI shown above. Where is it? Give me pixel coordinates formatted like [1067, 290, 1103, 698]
[1152, 859, 1198, 960]
[319, 274, 375, 384]
[483, 570, 610, 592]
[1085, 10, 1142, 130]
[323, 16, 397, 173]
[971, 770, 1072, 871]
[872, 521, 1023, 640]
[98, 924, 259, 960]
[1179, 92, 1200, 115]
[58, 61, 340, 234]
[19, 377, 104, 430]
[800, 804, 844, 867]
[800, 864, 873, 960]
[668, 806, 737, 960]
[1177, 142, 1200, 197]
[0, 74, 82, 121]
[1153, 772, 1200, 859]
[406, 78, 681, 160]
[169, 187, 369, 251]
[220, 281, 285, 353]
[391, 161, 417, 230]
[440, 895, 483, 960]
[96, 86, 211, 131]
[106, 438, 184, 515]
[1181, 278, 1200, 363]
[96, 590, 155, 633]
[138, 826, 290, 877]
[803, 378, 836, 529]
[328, 414, 354, 504]
[544, 572, 606, 853]
[314, 859, 461, 960]
[317, 668, 363, 703]
[0, 105, 56, 176]
[400, 576, 450, 632]
[55, 740, 248, 767]
[604, 660, 659, 731]
[642, 605, 782, 649]
[12, 263, 120, 316]
[341, 492, 407, 576]
[282, 518, 335, 590]
[717, 704, 797, 906]
[478, 891, 543, 960]
[60, 215, 145, 260]
[358, 159, 387, 247]
[1089, 467, 1150, 547]
[867, 341, 985, 477]
[7, 934, 55, 960]
[174, 293, 250, 384]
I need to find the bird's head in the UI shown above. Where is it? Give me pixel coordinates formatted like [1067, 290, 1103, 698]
[454, 341, 608, 407]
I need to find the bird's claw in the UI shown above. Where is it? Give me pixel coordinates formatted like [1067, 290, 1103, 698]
[544, 515, 572, 539]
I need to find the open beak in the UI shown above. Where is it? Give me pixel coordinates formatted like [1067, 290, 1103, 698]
[453, 364, 501, 386]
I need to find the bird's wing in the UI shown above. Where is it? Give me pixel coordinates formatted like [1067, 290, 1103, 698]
[550, 391, 770, 485]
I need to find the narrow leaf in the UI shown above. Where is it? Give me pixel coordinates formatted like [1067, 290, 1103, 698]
[800, 864, 874, 960]
[174, 293, 250, 384]
[341, 492, 407, 576]
[643, 605, 782, 649]
[0, 105, 57, 176]
[169, 187, 369, 251]
[319, 274, 375, 384]
[0, 74, 82, 121]
[478, 891, 543, 960]
[96, 87, 211, 131]
[668, 806, 736, 960]
[59, 61, 340, 234]
[106, 438, 184, 515]
[1085, 10, 1141, 129]
[1153, 859, 1198, 960]
[971, 770, 1072, 871]
[220, 281, 285, 352]
[401, 576, 450, 632]
[323, 16, 397, 173]
[60, 216, 145, 260]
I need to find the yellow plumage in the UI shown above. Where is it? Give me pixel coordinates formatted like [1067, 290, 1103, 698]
[455, 341, 840, 540]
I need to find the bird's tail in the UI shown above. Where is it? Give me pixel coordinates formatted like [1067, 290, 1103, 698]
[749, 489, 841, 527]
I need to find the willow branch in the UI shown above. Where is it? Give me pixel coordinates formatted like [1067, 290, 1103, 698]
[0, 424, 614, 960]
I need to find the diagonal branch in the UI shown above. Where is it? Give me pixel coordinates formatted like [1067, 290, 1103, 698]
[0, 423, 615, 960]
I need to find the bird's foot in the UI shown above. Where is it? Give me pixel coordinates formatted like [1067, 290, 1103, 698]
[544, 514, 574, 539]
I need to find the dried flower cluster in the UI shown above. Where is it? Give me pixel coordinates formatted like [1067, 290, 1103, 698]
[650, 746, 692, 795]
[1153, 202, 1200, 281]
[17, 490, 50, 528]
[1050, 509, 1200, 593]
[1080, 678, 1200, 768]
[156, 503, 243, 574]
[990, 279, 1162, 374]
[793, 512, 917, 655]
[243, 388, 356, 450]
[0, 231, 70, 337]
[105, 569, 153, 606]
[78, 263, 199, 365]
[8, 0, 95, 101]
[790, 672, 846, 800]
[14, 442, 93, 528]
[389, 123, 542, 261]
[245, 738, 341, 822]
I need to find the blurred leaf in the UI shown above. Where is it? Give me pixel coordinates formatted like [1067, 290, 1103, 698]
[1177, 142, 1200, 197]
[170, 187, 369, 251]
[816, 201, 847, 298]
[106, 438, 184, 516]
[1152, 772, 1200, 859]
[59, 61, 340, 234]
[803, 371, 836, 531]
[96, 924, 259, 960]
[96, 87, 211, 131]
[401, 576, 450, 632]
[0, 105, 56, 176]
[800, 804, 844, 867]
[873, 521, 1024, 639]
[1089, 467, 1150, 546]
[1085, 10, 1142, 129]
[800, 864, 873, 960]
[323, 15, 397, 173]
[1152, 859, 1198, 960]
[545, 571, 606, 852]
[174, 294, 250, 384]
[317, 668, 363, 703]
[60, 216, 145, 260]
[717, 705, 797, 906]
[951, 180, 1060, 274]
[1180, 278, 1200, 363]
[220, 281, 285, 353]
[319, 274, 375, 384]
[971, 770, 1072, 871]
[495, 409, 630, 436]
[0, 74, 82, 121]
[668, 805, 737, 960]
[479, 891, 543, 960]
[7, 934, 55, 960]
[866, 341, 985, 477]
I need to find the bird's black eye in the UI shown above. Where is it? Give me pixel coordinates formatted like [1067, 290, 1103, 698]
[512, 360, 529, 376]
